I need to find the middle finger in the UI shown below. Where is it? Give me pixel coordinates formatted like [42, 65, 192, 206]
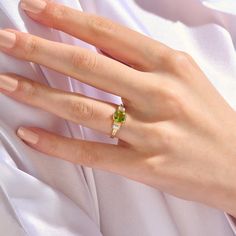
[0, 29, 143, 101]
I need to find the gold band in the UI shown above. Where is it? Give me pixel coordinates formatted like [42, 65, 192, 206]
[111, 122, 122, 138]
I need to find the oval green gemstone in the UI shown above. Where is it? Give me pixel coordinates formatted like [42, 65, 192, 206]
[113, 110, 126, 123]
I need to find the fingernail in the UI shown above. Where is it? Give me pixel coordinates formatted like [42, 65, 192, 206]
[20, 0, 47, 14]
[17, 127, 39, 145]
[0, 30, 16, 49]
[0, 75, 18, 92]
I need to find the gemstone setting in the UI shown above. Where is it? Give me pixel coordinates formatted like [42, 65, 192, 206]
[111, 104, 126, 138]
[113, 104, 126, 123]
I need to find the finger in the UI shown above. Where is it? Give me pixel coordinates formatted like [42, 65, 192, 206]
[0, 73, 135, 142]
[19, 0, 171, 71]
[0, 29, 142, 101]
[16, 126, 139, 176]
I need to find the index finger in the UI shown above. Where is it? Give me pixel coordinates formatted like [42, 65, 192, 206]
[20, 0, 171, 71]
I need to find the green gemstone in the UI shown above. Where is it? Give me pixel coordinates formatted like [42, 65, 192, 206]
[113, 110, 126, 123]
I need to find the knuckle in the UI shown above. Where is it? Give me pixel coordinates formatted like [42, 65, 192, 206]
[17, 80, 38, 99]
[167, 100, 183, 117]
[88, 15, 118, 36]
[76, 142, 99, 167]
[68, 99, 94, 122]
[51, 5, 67, 26]
[71, 51, 99, 72]
[158, 126, 175, 151]
[167, 92, 185, 116]
[164, 51, 195, 79]
[140, 80, 186, 119]
[148, 81, 189, 121]
[170, 51, 192, 67]
[47, 138, 60, 154]
[154, 46, 172, 62]
[23, 36, 39, 58]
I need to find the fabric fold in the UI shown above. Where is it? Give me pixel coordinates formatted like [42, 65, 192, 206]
[0, 139, 102, 236]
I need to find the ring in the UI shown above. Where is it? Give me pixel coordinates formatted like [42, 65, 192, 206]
[110, 103, 126, 138]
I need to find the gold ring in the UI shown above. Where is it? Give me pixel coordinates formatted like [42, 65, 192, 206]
[111, 104, 126, 138]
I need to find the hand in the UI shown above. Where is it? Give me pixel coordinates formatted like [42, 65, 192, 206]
[0, 0, 236, 216]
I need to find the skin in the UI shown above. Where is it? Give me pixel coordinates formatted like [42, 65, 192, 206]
[0, 0, 236, 218]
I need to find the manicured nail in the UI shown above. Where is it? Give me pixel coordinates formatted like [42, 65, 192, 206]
[17, 127, 39, 145]
[0, 30, 16, 49]
[20, 0, 47, 14]
[0, 75, 18, 92]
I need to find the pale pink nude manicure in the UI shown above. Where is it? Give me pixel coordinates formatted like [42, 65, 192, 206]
[0, 75, 18, 92]
[17, 127, 39, 145]
[20, 0, 47, 14]
[0, 30, 16, 49]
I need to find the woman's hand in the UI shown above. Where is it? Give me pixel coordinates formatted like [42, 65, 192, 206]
[0, 0, 236, 216]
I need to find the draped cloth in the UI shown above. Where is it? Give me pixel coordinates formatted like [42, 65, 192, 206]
[0, 0, 236, 235]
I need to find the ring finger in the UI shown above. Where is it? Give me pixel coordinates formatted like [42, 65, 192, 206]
[0, 73, 136, 143]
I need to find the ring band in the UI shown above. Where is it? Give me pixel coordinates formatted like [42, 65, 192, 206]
[111, 104, 126, 138]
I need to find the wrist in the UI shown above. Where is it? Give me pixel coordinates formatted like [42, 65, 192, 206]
[216, 133, 236, 217]
[208, 119, 236, 217]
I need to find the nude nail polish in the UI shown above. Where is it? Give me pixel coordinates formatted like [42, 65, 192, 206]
[0, 75, 18, 92]
[17, 127, 39, 145]
[0, 30, 16, 49]
[20, 0, 47, 14]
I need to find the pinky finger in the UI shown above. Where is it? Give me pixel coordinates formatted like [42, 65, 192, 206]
[16, 126, 138, 175]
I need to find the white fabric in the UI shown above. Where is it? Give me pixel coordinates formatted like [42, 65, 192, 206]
[202, 0, 236, 15]
[0, 0, 236, 235]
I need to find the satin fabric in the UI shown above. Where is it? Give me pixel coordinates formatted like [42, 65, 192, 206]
[0, 0, 236, 235]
